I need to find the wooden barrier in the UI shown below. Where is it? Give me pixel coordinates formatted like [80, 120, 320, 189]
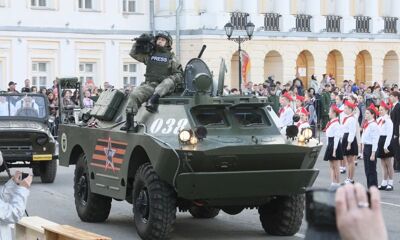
[15, 216, 111, 240]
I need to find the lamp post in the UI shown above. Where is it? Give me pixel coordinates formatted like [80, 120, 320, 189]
[224, 21, 255, 94]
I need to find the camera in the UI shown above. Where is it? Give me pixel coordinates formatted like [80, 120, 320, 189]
[133, 33, 154, 54]
[305, 187, 371, 240]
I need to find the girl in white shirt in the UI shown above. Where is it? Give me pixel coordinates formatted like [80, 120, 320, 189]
[323, 105, 344, 186]
[377, 101, 395, 191]
[296, 107, 310, 134]
[361, 105, 380, 188]
[341, 100, 358, 184]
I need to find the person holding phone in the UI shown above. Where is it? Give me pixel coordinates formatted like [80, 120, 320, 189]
[0, 151, 32, 240]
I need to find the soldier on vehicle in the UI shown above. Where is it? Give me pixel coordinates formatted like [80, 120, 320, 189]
[121, 31, 183, 131]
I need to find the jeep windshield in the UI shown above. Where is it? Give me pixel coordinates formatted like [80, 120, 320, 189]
[0, 94, 48, 121]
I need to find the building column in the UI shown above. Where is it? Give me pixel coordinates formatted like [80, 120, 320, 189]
[371, 51, 386, 86]
[282, 51, 298, 84]
[104, 40, 119, 89]
[182, 0, 197, 15]
[201, 0, 228, 30]
[278, 0, 294, 32]
[366, 0, 381, 34]
[342, 51, 357, 82]
[59, 39, 75, 76]
[12, 38, 28, 85]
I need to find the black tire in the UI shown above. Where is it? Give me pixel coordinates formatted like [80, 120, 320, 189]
[39, 160, 57, 183]
[32, 163, 41, 177]
[189, 206, 220, 219]
[74, 153, 112, 222]
[258, 194, 305, 236]
[133, 163, 176, 240]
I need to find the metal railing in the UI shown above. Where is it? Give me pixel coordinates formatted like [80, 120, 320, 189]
[264, 13, 281, 31]
[326, 15, 341, 32]
[295, 14, 312, 32]
[383, 17, 398, 33]
[355, 16, 371, 33]
[230, 12, 250, 30]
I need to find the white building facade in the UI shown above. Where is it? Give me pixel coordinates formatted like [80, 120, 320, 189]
[0, 0, 400, 90]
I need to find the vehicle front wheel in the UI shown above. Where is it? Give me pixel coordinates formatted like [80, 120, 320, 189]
[39, 160, 57, 183]
[74, 153, 111, 222]
[32, 163, 41, 177]
[133, 163, 177, 240]
[258, 194, 305, 236]
[189, 206, 220, 219]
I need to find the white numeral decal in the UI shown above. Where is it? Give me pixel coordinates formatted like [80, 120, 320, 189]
[150, 118, 188, 134]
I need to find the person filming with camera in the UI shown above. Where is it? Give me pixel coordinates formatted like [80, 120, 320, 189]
[0, 150, 32, 240]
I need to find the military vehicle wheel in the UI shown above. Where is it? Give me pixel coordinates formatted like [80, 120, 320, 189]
[258, 194, 305, 236]
[133, 163, 176, 240]
[74, 153, 111, 222]
[39, 160, 57, 183]
[32, 163, 41, 176]
[189, 206, 220, 219]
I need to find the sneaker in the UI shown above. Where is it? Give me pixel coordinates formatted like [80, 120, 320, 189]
[355, 160, 358, 166]
[344, 178, 354, 184]
[386, 185, 394, 191]
[378, 185, 388, 190]
[340, 167, 346, 174]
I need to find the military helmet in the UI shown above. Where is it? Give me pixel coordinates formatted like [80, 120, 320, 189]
[155, 31, 173, 46]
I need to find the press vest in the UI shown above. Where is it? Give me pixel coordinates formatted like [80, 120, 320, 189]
[145, 51, 172, 83]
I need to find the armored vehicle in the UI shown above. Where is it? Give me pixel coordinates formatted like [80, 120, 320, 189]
[58, 54, 322, 239]
[0, 93, 58, 183]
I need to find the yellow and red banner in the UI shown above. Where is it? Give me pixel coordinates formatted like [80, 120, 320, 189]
[241, 51, 251, 84]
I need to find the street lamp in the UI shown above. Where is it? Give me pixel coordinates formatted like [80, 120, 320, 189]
[224, 21, 255, 94]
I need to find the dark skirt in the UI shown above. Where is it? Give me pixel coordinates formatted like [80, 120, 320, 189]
[342, 132, 358, 156]
[324, 137, 344, 161]
[376, 136, 394, 158]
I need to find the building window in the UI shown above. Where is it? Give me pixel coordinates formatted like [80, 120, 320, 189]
[326, 15, 341, 32]
[264, 13, 281, 31]
[355, 16, 371, 33]
[79, 0, 94, 10]
[123, 63, 138, 88]
[32, 62, 50, 89]
[230, 12, 249, 30]
[0, 0, 6, 7]
[383, 17, 398, 33]
[295, 14, 312, 32]
[122, 0, 136, 13]
[31, 0, 49, 7]
[79, 63, 97, 85]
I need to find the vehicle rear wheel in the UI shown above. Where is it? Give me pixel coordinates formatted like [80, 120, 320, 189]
[74, 153, 111, 222]
[133, 163, 176, 240]
[189, 206, 220, 219]
[39, 160, 57, 183]
[258, 194, 305, 236]
[32, 163, 41, 177]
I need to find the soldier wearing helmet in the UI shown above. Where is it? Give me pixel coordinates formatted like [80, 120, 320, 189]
[121, 31, 183, 131]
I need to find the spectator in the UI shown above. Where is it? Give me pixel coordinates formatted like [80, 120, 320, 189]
[47, 92, 58, 117]
[30, 86, 38, 93]
[310, 75, 319, 93]
[292, 78, 304, 96]
[267, 85, 280, 114]
[0, 151, 32, 240]
[320, 84, 331, 129]
[7, 81, 19, 93]
[335, 184, 388, 240]
[20, 79, 31, 93]
[71, 90, 80, 106]
[83, 90, 94, 109]
[40, 87, 47, 95]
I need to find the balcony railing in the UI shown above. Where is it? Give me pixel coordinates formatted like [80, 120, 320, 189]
[326, 15, 342, 32]
[230, 12, 249, 30]
[355, 16, 371, 33]
[264, 13, 281, 31]
[383, 17, 398, 33]
[295, 14, 312, 32]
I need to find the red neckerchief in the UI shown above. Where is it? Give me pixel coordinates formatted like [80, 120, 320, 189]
[342, 114, 354, 124]
[278, 108, 284, 116]
[323, 118, 339, 132]
[377, 118, 385, 126]
[363, 120, 376, 130]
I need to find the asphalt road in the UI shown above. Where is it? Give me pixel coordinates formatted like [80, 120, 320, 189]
[1, 144, 399, 240]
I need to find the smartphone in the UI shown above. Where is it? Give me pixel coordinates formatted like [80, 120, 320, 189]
[20, 172, 29, 180]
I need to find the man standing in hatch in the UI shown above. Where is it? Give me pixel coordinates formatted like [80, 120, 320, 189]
[121, 31, 183, 131]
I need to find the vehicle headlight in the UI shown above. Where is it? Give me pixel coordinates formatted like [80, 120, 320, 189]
[298, 135, 306, 143]
[190, 136, 198, 145]
[302, 128, 313, 140]
[178, 129, 192, 143]
[36, 134, 49, 146]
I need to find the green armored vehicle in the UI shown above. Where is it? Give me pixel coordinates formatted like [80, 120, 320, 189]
[57, 56, 322, 239]
[0, 93, 58, 183]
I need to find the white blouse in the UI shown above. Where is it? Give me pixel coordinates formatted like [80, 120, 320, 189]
[326, 118, 342, 150]
[377, 114, 393, 149]
[361, 120, 380, 152]
[279, 105, 294, 128]
[342, 113, 357, 143]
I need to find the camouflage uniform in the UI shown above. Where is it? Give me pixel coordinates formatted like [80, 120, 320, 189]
[125, 34, 183, 115]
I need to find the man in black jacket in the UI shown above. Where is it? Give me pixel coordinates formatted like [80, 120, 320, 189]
[389, 91, 400, 172]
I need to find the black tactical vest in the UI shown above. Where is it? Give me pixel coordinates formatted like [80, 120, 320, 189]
[145, 51, 172, 83]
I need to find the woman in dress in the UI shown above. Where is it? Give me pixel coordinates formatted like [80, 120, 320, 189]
[341, 100, 358, 184]
[376, 101, 395, 191]
[323, 105, 344, 187]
